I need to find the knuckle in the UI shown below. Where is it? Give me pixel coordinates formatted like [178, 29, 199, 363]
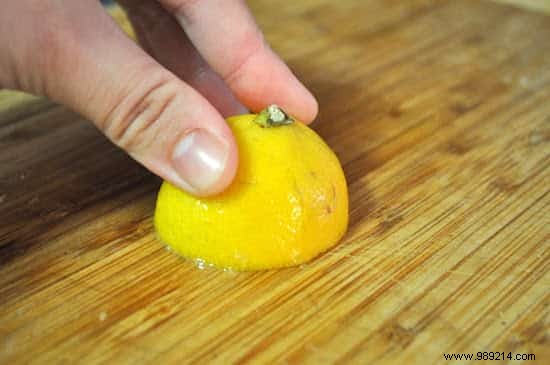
[102, 73, 179, 151]
[222, 30, 265, 84]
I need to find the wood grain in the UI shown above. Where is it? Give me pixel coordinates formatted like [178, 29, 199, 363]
[493, 0, 550, 14]
[1, 1, 549, 364]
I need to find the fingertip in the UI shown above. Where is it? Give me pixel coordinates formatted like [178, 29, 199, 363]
[263, 80, 319, 125]
[279, 58, 319, 123]
[131, 118, 239, 198]
[293, 84, 319, 124]
[224, 47, 319, 124]
[169, 124, 239, 197]
[203, 134, 239, 196]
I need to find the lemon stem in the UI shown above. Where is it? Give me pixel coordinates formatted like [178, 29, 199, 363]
[253, 104, 294, 127]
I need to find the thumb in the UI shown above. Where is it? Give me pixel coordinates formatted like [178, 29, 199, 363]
[1, 1, 238, 196]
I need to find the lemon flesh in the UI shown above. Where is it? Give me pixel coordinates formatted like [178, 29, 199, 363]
[154, 113, 348, 271]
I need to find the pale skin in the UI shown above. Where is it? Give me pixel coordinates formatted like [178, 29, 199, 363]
[0, 0, 318, 196]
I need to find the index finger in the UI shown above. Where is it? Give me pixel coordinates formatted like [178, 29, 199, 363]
[158, 0, 318, 122]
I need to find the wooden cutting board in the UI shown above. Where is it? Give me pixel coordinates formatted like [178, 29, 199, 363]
[1, 1, 549, 364]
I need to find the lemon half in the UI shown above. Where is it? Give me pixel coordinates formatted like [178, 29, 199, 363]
[154, 105, 348, 270]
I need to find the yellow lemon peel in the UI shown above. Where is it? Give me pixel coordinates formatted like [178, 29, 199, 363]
[154, 105, 348, 271]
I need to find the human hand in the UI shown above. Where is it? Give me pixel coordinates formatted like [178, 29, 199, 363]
[0, 0, 318, 196]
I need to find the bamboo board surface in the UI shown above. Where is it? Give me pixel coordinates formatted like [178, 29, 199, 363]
[1, 1, 549, 364]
